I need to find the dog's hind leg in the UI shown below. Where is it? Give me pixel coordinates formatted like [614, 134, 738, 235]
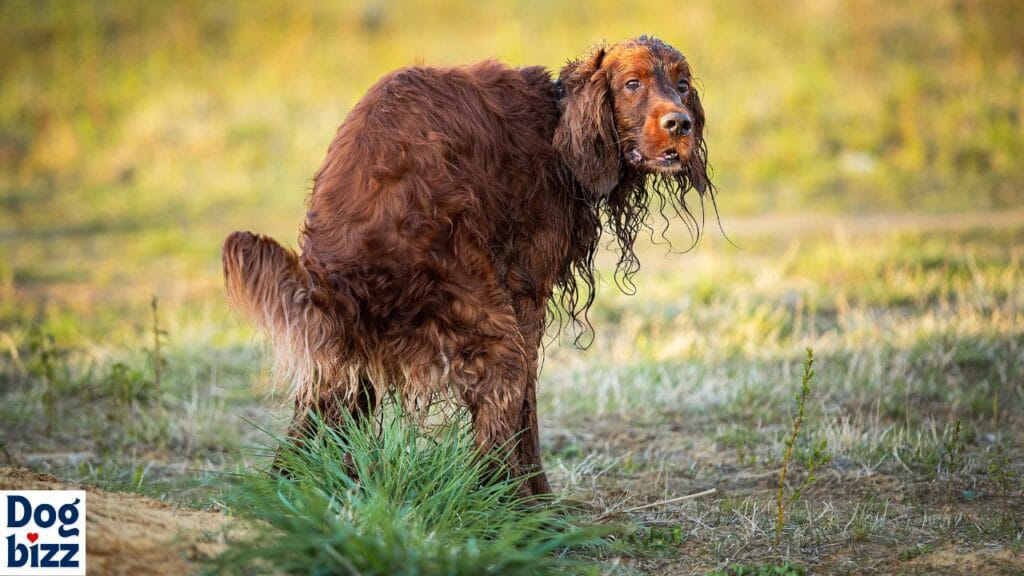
[516, 372, 551, 495]
[449, 302, 534, 494]
[273, 376, 376, 477]
[515, 306, 552, 496]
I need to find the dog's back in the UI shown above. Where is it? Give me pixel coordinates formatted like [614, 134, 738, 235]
[222, 60, 570, 421]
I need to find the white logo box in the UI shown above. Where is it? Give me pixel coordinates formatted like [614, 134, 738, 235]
[1, 490, 86, 576]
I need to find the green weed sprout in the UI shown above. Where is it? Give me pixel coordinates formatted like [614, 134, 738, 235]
[775, 348, 829, 544]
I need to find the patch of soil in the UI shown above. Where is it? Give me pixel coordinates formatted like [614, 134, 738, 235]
[898, 544, 1024, 575]
[0, 467, 231, 576]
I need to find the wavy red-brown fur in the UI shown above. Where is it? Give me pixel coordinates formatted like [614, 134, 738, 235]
[222, 36, 713, 495]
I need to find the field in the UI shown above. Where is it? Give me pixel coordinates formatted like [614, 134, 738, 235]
[2, 1, 1023, 574]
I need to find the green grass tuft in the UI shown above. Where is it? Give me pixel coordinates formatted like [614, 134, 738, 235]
[210, 409, 608, 575]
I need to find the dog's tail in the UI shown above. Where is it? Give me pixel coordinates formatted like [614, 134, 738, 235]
[222, 231, 345, 404]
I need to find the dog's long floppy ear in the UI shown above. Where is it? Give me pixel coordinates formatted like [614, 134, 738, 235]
[554, 47, 620, 198]
[683, 82, 712, 195]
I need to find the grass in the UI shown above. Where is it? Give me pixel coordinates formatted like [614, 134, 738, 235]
[1, 221, 1022, 572]
[209, 410, 606, 575]
[706, 563, 806, 576]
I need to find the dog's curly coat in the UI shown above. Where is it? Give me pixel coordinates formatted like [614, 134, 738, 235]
[223, 36, 713, 495]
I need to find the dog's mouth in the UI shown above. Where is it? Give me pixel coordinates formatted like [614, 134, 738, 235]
[626, 147, 684, 172]
[656, 149, 680, 164]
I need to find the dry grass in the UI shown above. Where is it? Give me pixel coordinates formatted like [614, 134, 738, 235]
[3, 216, 1022, 575]
[530, 218, 1024, 573]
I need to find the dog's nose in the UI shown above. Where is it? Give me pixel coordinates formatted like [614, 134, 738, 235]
[660, 112, 693, 137]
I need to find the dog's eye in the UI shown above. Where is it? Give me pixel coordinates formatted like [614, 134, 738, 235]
[624, 79, 641, 92]
[677, 80, 690, 94]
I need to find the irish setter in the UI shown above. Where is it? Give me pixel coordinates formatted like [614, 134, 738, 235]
[222, 36, 713, 496]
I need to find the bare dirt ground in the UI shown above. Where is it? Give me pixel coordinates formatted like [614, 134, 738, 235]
[0, 467, 231, 576]
[544, 416, 1024, 575]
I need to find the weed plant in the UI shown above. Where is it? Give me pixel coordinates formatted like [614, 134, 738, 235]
[775, 348, 829, 543]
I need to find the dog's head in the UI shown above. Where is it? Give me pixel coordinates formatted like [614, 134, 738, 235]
[555, 36, 710, 199]
[554, 36, 718, 333]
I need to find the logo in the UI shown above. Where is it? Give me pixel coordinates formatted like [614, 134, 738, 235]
[1, 491, 86, 576]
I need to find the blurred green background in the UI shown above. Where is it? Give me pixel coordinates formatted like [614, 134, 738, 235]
[2, 0, 1023, 323]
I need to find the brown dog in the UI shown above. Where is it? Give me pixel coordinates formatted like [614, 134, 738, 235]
[222, 36, 713, 496]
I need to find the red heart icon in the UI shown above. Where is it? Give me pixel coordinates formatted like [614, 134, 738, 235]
[27, 532, 39, 543]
